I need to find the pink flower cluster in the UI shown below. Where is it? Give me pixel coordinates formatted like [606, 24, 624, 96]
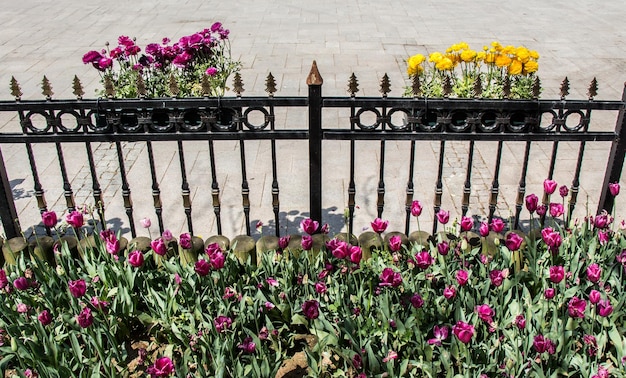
[83, 23, 230, 73]
[326, 238, 363, 265]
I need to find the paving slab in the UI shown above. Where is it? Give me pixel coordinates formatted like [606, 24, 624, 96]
[0, 0, 625, 240]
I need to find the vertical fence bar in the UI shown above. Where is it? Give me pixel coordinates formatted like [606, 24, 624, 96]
[405, 140, 416, 235]
[541, 140, 559, 226]
[514, 141, 532, 229]
[0, 148, 19, 238]
[348, 108, 356, 238]
[569, 141, 586, 222]
[433, 141, 446, 234]
[488, 141, 503, 222]
[84, 141, 105, 227]
[146, 141, 164, 234]
[177, 140, 193, 235]
[208, 139, 222, 235]
[462, 141, 475, 217]
[19, 108, 48, 232]
[599, 83, 626, 214]
[269, 104, 281, 237]
[307, 61, 323, 224]
[115, 141, 136, 238]
[240, 139, 251, 236]
[55, 142, 76, 213]
[377, 139, 386, 218]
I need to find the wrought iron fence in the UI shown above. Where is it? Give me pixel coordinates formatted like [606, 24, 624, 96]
[0, 62, 624, 240]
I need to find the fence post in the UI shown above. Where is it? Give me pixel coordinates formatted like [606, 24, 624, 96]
[307, 61, 323, 223]
[0, 148, 19, 239]
[599, 82, 626, 214]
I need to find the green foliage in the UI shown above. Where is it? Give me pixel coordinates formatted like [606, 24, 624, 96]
[0, 214, 625, 377]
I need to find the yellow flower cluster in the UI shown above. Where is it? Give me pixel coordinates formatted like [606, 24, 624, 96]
[405, 41, 541, 98]
[407, 41, 539, 77]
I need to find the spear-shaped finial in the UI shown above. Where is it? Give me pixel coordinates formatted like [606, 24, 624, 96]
[201, 75, 211, 97]
[136, 75, 147, 98]
[443, 76, 452, 98]
[502, 76, 511, 99]
[560, 77, 570, 100]
[41, 76, 53, 100]
[265, 73, 277, 97]
[104, 76, 115, 98]
[168, 74, 179, 97]
[587, 77, 598, 100]
[232, 72, 244, 97]
[472, 76, 483, 98]
[72, 75, 85, 99]
[348, 73, 359, 97]
[10, 76, 22, 100]
[380, 74, 391, 98]
[532, 76, 541, 99]
[411, 74, 421, 97]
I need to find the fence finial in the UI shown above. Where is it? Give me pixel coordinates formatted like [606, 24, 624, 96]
[560, 77, 570, 100]
[168, 74, 180, 97]
[532, 76, 541, 99]
[10, 76, 22, 101]
[348, 73, 359, 97]
[201, 75, 211, 97]
[443, 76, 452, 98]
[473, 76, 483, 98]
[41, 76, 53, 100]
[587, 77, 598, 100]
[265, 73, 277, 97]
[104, 76, 115, 98]
[380, 74, 391, 98]
[72, 76, 84, 99]
[502, 76, 511, 99]
[411, 74, 421, 98]
[136, 75, 147, 98]
[232, 73, 244, 97]
[306, 61, 323, 86]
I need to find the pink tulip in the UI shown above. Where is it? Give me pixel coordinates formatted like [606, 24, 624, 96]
[370, 218, 388, 233]
[543, 179, 557, 195]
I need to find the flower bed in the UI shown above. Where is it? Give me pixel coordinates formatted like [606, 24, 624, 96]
[1, 182, 625, 377]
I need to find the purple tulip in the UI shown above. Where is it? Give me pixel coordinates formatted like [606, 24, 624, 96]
[543, 179, 557, 195]
[41, 211, 58, 228]
[301, 299, 320, 320]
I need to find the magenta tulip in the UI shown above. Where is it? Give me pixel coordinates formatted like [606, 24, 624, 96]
[302, 299, 320, 320]
[41, 211, 57, 228]
[68, 279, 87, 298]
[371, 218, 388, 233]
[543, 179, 557, 195]
[411, 200, 422, 217]
[452, 321, 475, 344]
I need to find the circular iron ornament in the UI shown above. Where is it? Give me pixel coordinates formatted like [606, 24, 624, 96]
[56, 110, 82, 133]
[86, 110, 111, 132]
[242, 107, 270, 131]
[23, 111, 51, 134]
[386, 108, 411, 130]
[562, 109, 586, 132]
[354, 107, 381, 130]
[537, 109, 558, 132]
[419, 110, 439, 132]
[212, 108, 240, 132]
[449, 111, 470, 132]
[478, 111, 499, 132]
[119, 112, 141, 132]
[506, 111, 528, 133]
[181, 109, 207, 132]
[149, 109, 173, 132]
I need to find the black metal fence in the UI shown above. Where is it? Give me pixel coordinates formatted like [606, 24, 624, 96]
[0, 62, 624, 239]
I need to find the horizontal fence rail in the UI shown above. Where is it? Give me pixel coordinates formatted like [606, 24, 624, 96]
[0, 62, 624, 241]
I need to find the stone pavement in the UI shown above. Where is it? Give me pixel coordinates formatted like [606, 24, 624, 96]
[0, 0, 625, 239]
